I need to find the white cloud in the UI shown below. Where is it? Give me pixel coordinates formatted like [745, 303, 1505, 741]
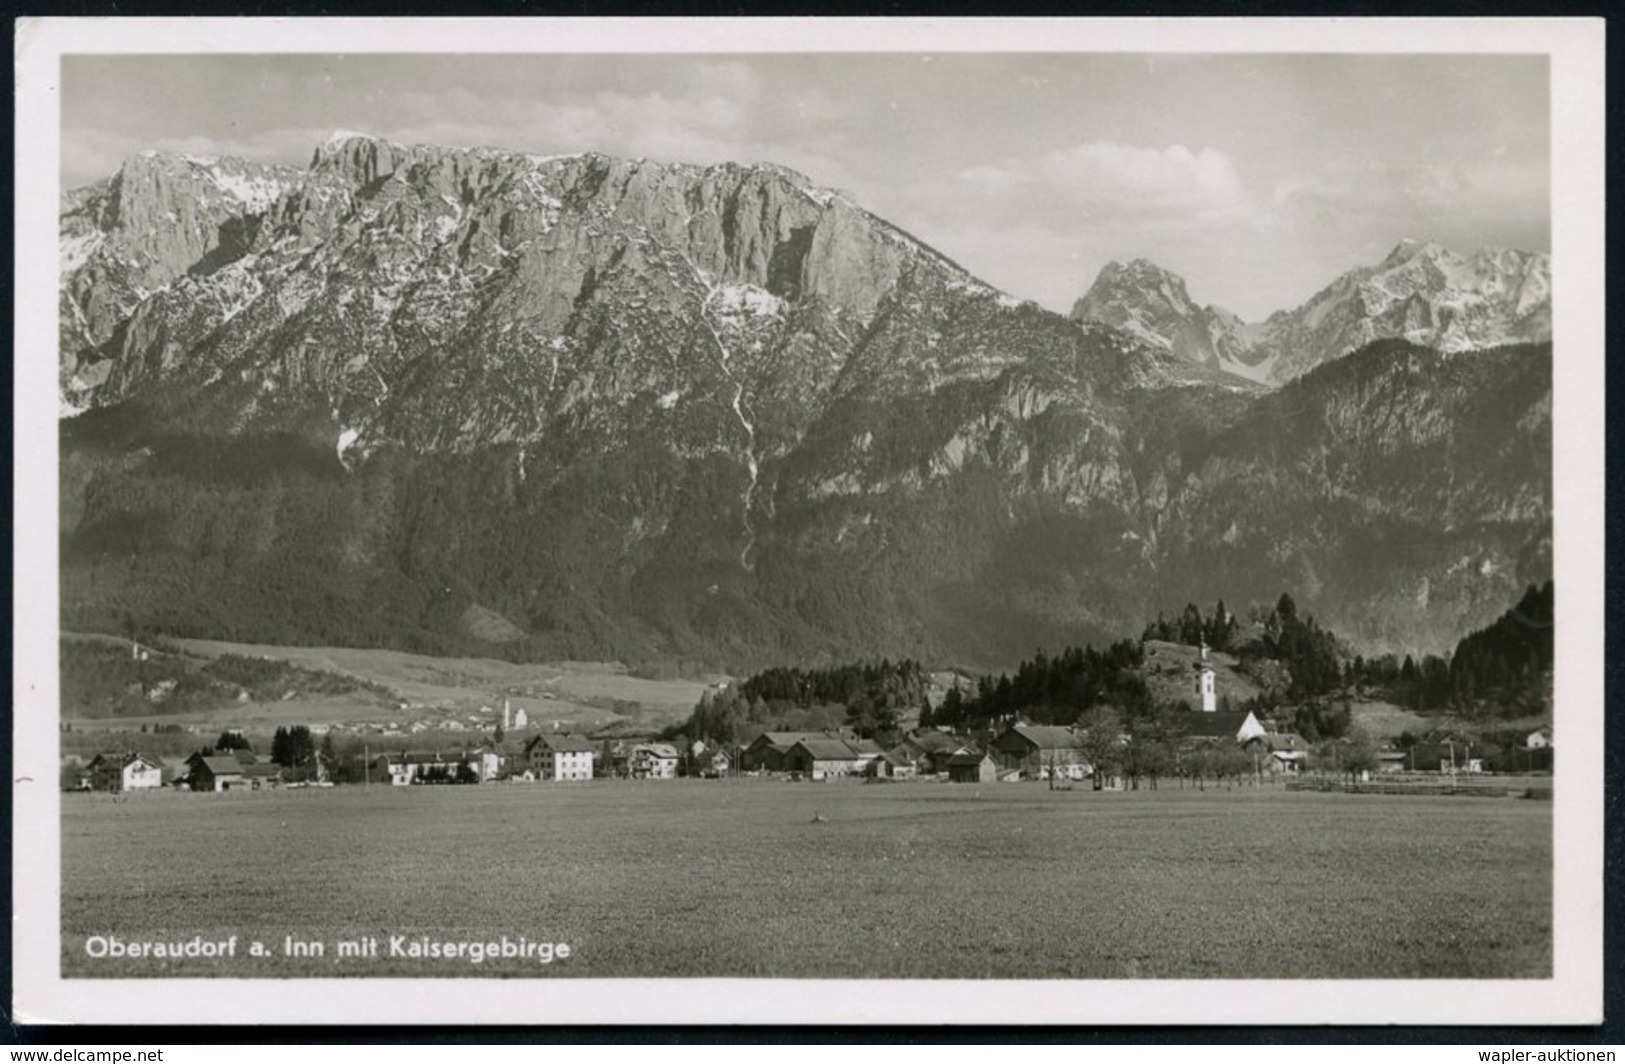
[951, 141, 1246, 226]
[1035, 141, 1245, 214]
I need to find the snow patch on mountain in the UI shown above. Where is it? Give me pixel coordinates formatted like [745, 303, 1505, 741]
[206, 168, 292, 212]
[60, 230, 105, 275]
[715, 284, 784, 321]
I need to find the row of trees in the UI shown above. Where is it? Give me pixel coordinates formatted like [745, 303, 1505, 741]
[1141, 600, 1241, 653]
[932, 640, 1150, 729]
[672, 659, 932, 748]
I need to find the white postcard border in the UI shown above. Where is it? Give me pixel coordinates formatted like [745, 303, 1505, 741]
[13, 16, 1606, 1027]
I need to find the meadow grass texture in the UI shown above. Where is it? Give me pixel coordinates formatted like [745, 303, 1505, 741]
[60, 779, 1550, 978]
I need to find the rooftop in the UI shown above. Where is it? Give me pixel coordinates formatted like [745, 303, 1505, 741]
[1002, 723, 1081, 750]
[791, 739, 861, 761]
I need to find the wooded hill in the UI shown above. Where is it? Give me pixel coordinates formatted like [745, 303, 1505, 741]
[665, 584, 1555, 749]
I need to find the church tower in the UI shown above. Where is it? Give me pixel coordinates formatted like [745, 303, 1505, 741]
[1197, 642, 1217, 713]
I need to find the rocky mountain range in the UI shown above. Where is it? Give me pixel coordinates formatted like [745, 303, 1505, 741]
[1070, 240, 1551, 385]
[57, 133, 1552, 671]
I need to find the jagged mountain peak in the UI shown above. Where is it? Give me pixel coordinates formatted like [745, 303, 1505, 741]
[1089, 258, 1195, 300]
[1382, 237, 1448, 265]
[1071, 239, 1551, 386]
[1069, 257, 1259, 379]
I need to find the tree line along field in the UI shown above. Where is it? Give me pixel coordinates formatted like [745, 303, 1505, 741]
[60, 782, 1550, 979]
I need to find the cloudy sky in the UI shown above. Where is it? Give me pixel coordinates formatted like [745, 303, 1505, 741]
[62, 53, 1549, 319]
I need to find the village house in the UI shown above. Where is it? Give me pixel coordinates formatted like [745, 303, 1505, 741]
[1243, 732, 1309, 775]
[992, 723, 1089, 777]
[692, 748, 731, 778]
[374, 751, 484, 786]
[784, 738, 863, 778]
[1526, 725, 1553, 750]
[630, 743, 680, 779]
[524, 734, 596, 781]
[85, 752, 164, 793]
[946, 752, 998, 784]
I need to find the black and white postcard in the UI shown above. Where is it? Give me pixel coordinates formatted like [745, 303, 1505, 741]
[12, 16, 1606, 1026]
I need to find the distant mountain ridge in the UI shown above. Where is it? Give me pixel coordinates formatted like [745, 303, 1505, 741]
[1070, 239, 1551, 385]
[57, 133, 1551, 670]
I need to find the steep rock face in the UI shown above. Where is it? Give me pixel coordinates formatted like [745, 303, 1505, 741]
[59, 151, 302, 409]
[1156, 339, 1551, 652]
[1069, 240, 1551, 386]
[58, 135, 1550, 669]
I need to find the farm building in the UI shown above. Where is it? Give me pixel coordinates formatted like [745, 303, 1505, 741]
[946, 752, 998, 784]
[784, 739, 863, 778]
[85, 752, 164, 793]
[741, 732, 810, 772]
[630, 743, 680, 779]
[524, 735, 595, 781]
[1244, 732, 1309, 774]
[993, 723, 1088, 776]
[1526, 726, 1553, 750]
[1376, 749, 1408, 773]
[187, 755, 249, 792]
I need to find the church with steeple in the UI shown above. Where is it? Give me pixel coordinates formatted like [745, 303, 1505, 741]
[1196, 641, 1217, 713]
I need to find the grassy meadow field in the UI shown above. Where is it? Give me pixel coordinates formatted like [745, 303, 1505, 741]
[62, 633, 712, 735]
[60, 781, 1550, 979]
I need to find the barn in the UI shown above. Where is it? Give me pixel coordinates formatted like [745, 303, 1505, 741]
[188, 754, 248, 792]
[741, 732, 809, 772]
[946, 752, 997, 783]
[993, 723, 1088, 776]
[784, 739, 862, 778]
